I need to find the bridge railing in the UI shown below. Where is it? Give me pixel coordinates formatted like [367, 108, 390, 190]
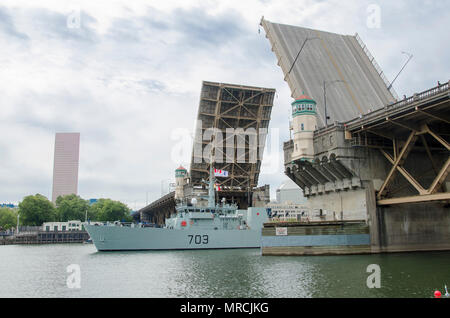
[314, 122, 346, 136]
[344, 80, 449, 128]
[350, 134, 393, 148]
[354, 33, 399, 100]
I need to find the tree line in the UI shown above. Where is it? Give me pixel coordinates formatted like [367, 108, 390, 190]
[0, 194, 133, 230]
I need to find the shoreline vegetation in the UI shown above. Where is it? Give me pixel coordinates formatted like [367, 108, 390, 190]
[0, 194, 133, 232]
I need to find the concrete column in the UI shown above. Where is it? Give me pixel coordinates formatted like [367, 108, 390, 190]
[364, 180, 381, 253]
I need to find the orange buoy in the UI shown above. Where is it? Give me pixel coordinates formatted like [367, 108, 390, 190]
[181, 220, 187, 227]
[434, 290, 442, 298]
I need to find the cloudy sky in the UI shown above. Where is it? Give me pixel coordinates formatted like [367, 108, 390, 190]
[0, 0, 448, 210]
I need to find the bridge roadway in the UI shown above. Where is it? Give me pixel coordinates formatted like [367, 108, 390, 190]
[260, 18, 398, 127]
[138, 191, 176, 225]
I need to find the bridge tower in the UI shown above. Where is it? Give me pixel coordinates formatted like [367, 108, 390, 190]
[175, 165, 188, 201]
[290, 94, 318, 162]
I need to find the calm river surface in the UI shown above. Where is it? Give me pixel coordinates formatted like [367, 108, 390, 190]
[0, 244, 448, 298]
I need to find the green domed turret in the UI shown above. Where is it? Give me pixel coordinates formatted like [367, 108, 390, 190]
[290, 93, 318, 162]
[175, 166, 187, 178]
[291, 94, 317, 118]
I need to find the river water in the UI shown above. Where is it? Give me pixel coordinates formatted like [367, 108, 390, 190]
[0, 244, 448, 298]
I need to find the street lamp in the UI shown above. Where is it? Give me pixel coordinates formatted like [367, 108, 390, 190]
[323, 80, 346, 126]
[287, 37, 319, 75]
[387, 51, 413, 91]
[161, 179, 172, 197]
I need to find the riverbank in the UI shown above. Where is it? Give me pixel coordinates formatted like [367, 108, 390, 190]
[0, 231, 89, 245]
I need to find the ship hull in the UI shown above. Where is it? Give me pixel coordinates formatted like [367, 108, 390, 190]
[84, 224, 263, 251]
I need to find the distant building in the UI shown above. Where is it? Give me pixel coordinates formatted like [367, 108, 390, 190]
[266, 180, 309, 222]
[51, 133, 80, 203]
[275, 179, 307, 205]
[42, 220, 83, 232]
[0, 203, 17, 209]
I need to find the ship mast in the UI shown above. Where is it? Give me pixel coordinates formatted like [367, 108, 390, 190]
[207, 140, 217, 208]
[208, 163, 216, 208]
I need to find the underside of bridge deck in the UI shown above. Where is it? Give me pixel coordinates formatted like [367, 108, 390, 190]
[347, 82, 450, 205]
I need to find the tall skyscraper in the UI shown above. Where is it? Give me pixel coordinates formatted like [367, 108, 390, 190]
[52, 133, 80, 203]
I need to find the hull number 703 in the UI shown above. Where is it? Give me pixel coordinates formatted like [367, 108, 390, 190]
[188, 235, 209, 245]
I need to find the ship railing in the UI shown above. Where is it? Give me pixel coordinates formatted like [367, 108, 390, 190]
[120, 222, 134, 227]
[269, 214, 342, 223]
[105, 221, 136, 227]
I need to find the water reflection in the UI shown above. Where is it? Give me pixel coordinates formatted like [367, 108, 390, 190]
[0, 245, 449, 298]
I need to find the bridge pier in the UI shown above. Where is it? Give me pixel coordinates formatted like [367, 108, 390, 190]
[373, 201, 450, 253]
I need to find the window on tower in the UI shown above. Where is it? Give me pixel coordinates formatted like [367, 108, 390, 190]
[301, 123, 304, 131]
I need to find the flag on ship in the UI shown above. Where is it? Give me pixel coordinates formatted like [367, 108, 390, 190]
[214, 169, 229, 177]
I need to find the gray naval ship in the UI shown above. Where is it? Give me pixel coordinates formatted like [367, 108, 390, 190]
[84, 165, 269, 251]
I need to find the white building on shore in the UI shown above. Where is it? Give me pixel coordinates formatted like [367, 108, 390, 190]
[275, 179, 307, 205]
[42, 220, 83, 232]
[268, 180, 338, 222]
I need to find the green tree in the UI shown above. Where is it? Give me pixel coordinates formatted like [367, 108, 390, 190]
[0, 208, 17, 230]
[55, 194, 90, 222]
[88, 199, 132, 222]
[18, 194, 56, 226]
